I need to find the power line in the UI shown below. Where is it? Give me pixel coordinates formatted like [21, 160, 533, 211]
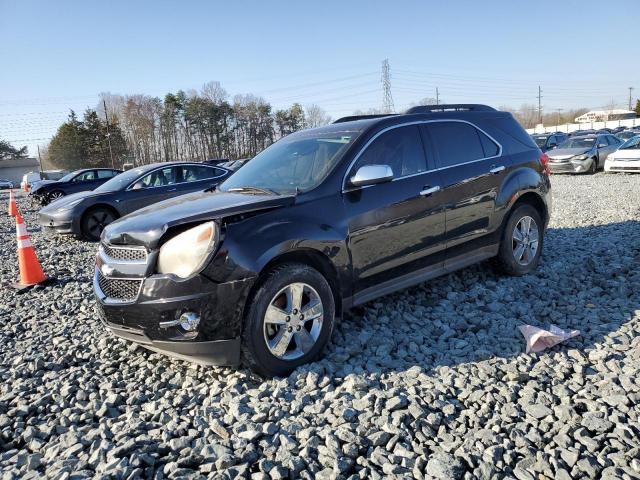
[381, 59, 395, 113]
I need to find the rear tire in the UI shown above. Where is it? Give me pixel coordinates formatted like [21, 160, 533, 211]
[241, 263, 335, 377]
[81, 207, 118, 242]
[495, 204, 544, 276]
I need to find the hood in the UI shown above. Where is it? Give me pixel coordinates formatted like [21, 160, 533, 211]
[548, 147, 591, 159]
[103, 189, 296, 248]
[610, 148, 640, 161]
[40, 190, 105, 212]
[32, 179, 58, 192]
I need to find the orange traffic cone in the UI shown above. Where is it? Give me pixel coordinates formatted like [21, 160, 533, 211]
[23, 182, 28, 192]
[16, 213, 47, 286]
[8, 189, 17, 217]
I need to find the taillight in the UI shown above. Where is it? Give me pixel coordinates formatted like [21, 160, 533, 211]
[540, 152, 550, 176]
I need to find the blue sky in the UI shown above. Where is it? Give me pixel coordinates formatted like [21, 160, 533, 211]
[1, 0, 639, 155]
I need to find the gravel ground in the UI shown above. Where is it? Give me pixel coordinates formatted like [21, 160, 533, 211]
[1, 173, 639, 480]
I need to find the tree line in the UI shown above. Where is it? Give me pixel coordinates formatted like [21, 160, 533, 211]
[45, 81, 332, 170]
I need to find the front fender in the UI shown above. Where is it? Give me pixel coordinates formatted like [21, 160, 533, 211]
[203, 214, 351, 291]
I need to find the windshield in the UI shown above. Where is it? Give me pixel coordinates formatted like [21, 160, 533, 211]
[618, 131, 638, 140]
[558, 137, 596, 149]
[95, 168, 145, 192]
[620, 136, 640, 149]
[219, 130, 360, 194]
[59, 170, 82, 182]
[532, 136, 548, 148]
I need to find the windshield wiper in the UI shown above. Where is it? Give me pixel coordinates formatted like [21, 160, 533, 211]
[227, 186, 278, 195]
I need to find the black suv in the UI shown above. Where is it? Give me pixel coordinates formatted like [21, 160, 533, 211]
[94, 104, 551, 376]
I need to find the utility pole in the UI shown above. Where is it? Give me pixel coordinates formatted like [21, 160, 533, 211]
[436, 87, 440, 105]
[103, 99, 115, 169]
[381, 59, 395, 114]
[555, 108, 563, 128]
[629, 87, 634, 111]
[37, 145, 43, 173]
[537, 86, 543, 125]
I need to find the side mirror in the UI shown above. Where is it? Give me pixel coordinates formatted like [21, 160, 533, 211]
[131, 181, 145, 190]
[349, 165, 394, 188]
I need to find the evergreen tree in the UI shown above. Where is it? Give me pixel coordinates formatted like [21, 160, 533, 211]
[0, 139, 28, 160]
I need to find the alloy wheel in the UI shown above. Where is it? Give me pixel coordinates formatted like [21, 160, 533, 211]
[512, 215, 539, 266]
[87, 210, 115, 238]
[49, 191, 65, 201]
[263, 282, 324, 360]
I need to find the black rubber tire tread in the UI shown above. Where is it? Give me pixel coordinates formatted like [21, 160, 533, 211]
[494, 204, 544, 277]
[241, 262, 335, 377]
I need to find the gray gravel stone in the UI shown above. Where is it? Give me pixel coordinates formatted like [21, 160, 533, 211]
[1, 175, 639, 478]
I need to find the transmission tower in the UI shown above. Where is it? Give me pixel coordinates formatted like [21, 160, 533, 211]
[381, 59, 395, 113]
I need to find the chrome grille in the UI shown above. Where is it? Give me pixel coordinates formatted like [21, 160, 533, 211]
[101, 243, 147, 262]
[97, 271, 142, 301]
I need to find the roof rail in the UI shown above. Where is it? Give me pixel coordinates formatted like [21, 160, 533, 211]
[333, 114, 396, 124]
[405, 104, 496, 114]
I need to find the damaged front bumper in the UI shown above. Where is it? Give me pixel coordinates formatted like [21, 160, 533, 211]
[93, 243, 256, 366]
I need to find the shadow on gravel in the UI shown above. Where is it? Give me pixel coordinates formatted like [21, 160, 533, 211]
[319, 219, 640, 378]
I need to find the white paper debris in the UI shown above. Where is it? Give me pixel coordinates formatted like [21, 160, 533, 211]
[519, 324, 580, 353]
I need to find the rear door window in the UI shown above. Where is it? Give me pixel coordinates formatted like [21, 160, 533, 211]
[353, 125, 427, 178]
[427, 121, 487, 168]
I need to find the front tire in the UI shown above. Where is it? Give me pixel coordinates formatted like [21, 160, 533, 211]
[81, 207, 117, 242]
[47, 190, 65, 204]
[495, 204, 544, 276]
[588, 157, 598, 174]
[242, 263, 335, 377]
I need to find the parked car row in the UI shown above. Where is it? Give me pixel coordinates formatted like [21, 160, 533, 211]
[28, 104, 552, 376]
[531, 128, 640, 174]
[38, 162, 231, 240]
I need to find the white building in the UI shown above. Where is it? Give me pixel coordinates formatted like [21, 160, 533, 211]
[575, 109, 636, 123]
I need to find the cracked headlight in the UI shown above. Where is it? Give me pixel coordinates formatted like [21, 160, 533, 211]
[157, 221, 218, 278]
[572, 154, 588, 161]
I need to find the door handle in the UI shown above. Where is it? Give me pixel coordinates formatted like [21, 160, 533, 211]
[489, 165, 505, 174]
[420, 186, 441, 196]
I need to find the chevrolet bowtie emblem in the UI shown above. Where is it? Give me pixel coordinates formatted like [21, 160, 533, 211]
[101, 264, 115, 277]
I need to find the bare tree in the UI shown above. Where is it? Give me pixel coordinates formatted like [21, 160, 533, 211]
[305, 104, 332, 128]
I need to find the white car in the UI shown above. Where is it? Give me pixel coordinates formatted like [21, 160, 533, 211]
[605, 136, 640, 173]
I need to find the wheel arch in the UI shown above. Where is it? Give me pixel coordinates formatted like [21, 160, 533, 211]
[511, 191, 549, 226]
[81, 203, 121, 221]
[253, 248, 343, 320]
